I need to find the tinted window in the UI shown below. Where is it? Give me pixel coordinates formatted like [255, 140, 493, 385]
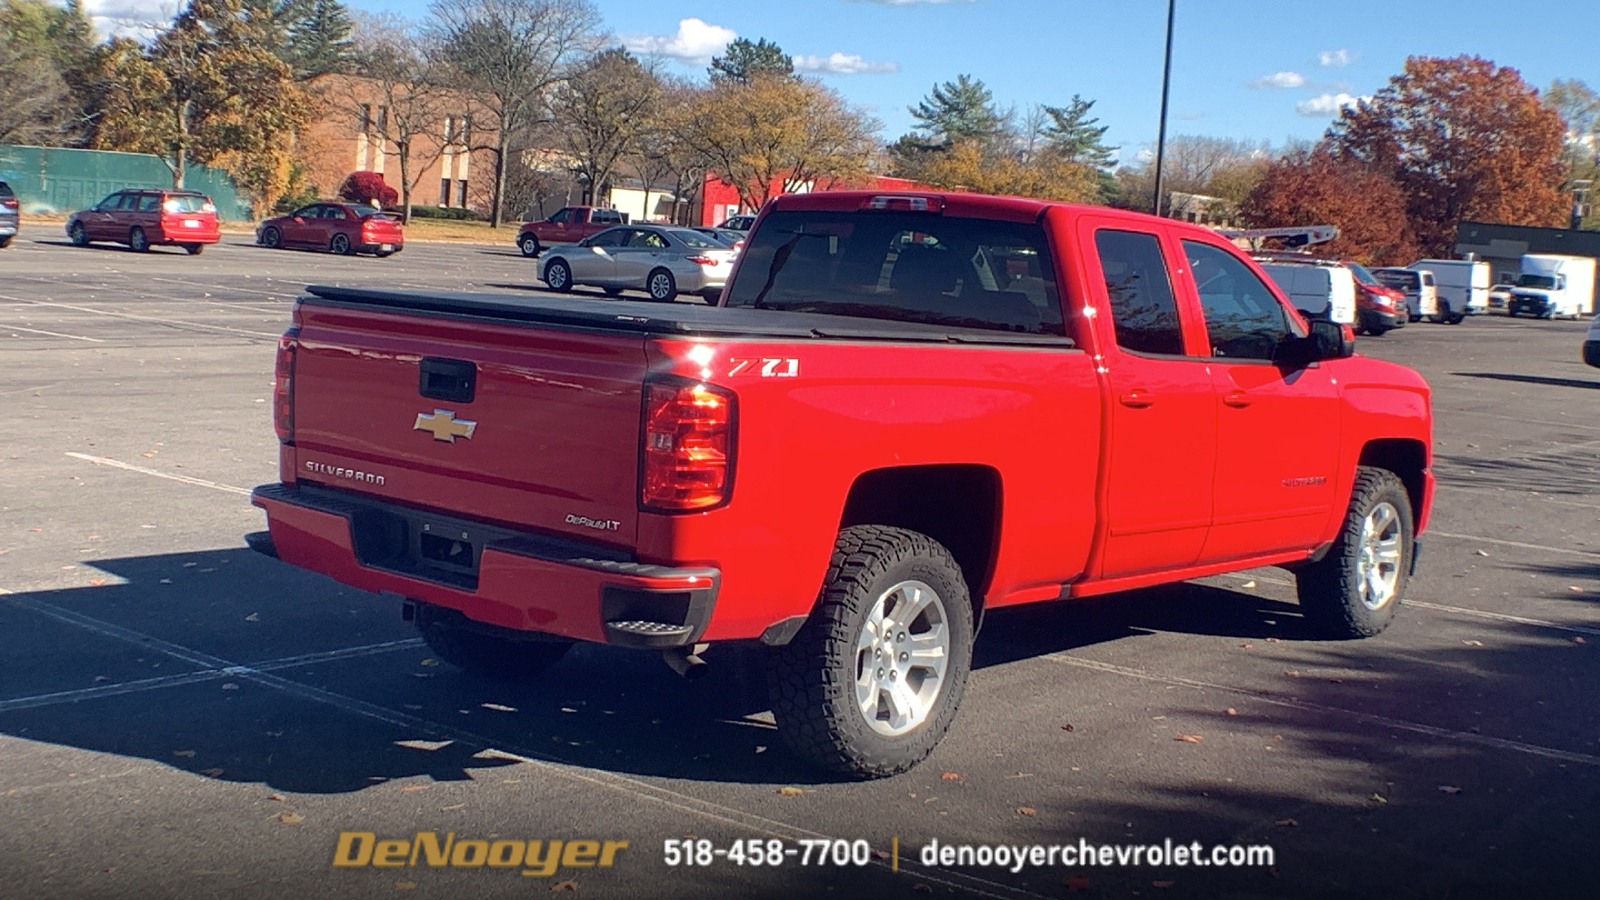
[321, 206, 347, 220]
[593, 210, 622, 224]
[1095, 230, 1184, 355]
[669, 229, 721, 249]
[548, 208, 570, 224]
[292, 205, 317, 218]
[1184, 241, 1296, 361]
[724, 210, 1065, 336]
[624, 229, 667, 249]
[348, 204, 381, 217]
[0, 182, 13, 198]
[1346, 262, 1379, 285]
[1372, 270, 1417, 291]
[96, 194, 123, 211]
[117, 193, 142, 210]
[138, 194, 161, 211]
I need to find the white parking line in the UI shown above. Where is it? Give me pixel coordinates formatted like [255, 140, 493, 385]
[65, 452, 251, 496]
[1428, 530, 1600, 558]
[1401, 600, 1600, 638]
[0, 294, 281, 339]
[1044, 653, 1600, 767]
[1, 323, 104, 342]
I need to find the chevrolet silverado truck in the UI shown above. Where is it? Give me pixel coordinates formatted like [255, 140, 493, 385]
[517, 206, 627, 258]
[251, 191, 1434, 777]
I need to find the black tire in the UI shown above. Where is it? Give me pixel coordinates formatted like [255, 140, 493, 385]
[519, 235, 541, 258]
[0, 235, 11, 249]
[770, 525, 974, 778]
[375, 249, 397, 258]
[544, 258, 571, 292]
[128, 226, 149, 252]
[646, 268, 677, 302]
[183, 243, 203, 256]
[68, 222, 88, 246]
[1506, 305, 1518, 318]
[330, 233, 352, 255]
[416, 607, 572, 678]
[1446, 313, 1465, 324]
[1295, 467, 1414, 639]
[700, 289, 722, 304]
[1366, 324, 1390, 337]
[260, 225, 281, 249]
[602, 286, 622, 297]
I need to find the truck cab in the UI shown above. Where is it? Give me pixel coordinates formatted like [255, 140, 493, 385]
[1509, 253, 1597, 319]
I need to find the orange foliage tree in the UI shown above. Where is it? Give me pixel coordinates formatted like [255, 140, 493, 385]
[1239, 147, 1415, 265]
[1326, 55, 1567, 256]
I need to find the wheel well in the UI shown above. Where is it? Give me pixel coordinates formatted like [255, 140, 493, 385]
[1358, 439, 1427, 525]
[839, 465, 1001, 606]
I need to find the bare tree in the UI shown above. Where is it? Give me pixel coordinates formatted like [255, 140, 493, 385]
[426, 0, 603, 227]
[349, 18, 453, 221]
[549, 47, 659, 205]
[0, 32, 76, 145]
[628, 80, 708, 224]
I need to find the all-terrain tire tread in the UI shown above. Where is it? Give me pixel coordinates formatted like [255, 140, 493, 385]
[1295, 466, 1412, 639]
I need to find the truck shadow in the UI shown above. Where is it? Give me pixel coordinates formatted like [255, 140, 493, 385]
[1454, 371, 1600, 390]
[0, 549, 1320, 792]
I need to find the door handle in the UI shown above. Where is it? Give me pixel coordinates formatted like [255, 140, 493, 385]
[1222, 391, 1252, 408]
[1119, 389, 1156, 408]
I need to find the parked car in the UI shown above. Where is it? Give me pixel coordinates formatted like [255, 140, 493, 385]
[689, 226, 746, 250]
[717, 214, 756, 231]
[66, 189, 221, 254]
[1488, 282, 1515, 309]
[540, 225, 738, 302]
[257, 202, 403, 257]
[0, 181, 18, 248]
[1255, 259, 1357, 325]
[1586, 313, 1600, 368]
[1372, 267, 1439, 323]
[517, 206, 626, 257]
[1343, 260, 1407, 336]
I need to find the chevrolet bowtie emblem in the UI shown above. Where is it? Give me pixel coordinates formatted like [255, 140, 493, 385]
[414, 409, 477, 442]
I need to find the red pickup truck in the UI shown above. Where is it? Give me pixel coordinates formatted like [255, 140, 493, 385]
[252, 191, 1433, 777]
[516, 206, 627, 257]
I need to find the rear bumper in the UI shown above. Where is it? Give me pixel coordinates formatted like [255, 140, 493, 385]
[1359, 307, 1405, 330]
[250, 483, 719, 648]
[155, 227, 221, 244]
[358, 240, 403, 253]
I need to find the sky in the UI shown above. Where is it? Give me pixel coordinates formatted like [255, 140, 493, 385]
[82, 0, 1600, 166]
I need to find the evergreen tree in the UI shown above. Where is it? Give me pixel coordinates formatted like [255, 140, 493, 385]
[285, 0, 356, 78]
[908, 74, 1004, 147]
[1040, 95, 1116, 169]
[708, 37, 792, 84]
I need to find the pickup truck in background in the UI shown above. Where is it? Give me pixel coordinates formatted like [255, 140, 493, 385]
[251, 192, 1434, 777]
[517, 206, 627, 258]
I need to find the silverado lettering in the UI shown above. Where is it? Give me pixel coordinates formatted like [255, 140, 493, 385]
[252, 191, 1433, 778]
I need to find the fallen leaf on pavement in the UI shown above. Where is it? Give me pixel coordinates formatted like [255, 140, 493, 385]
[1065, 874, 1091, 892]
[550, 880, 578, 891]
[1283, 670, 1301, 678]
[419, 658, 439, 667]
[400, 785, 430, 794]
[941, 772, 963, 781]
[1266, 637, 1280, 643]
[1153, 880, 1175, 888]
[1275, 818, 1298, 827]
[872, 849, 891, 861]
[269, 793, 285, 802]
[1570, 586, 1585, 592]
[221, 683, 239, 691]
[245, 613, 259, 622]
[201, 768, 224, 778]
[1438, 785, 1462, 794]
[1226, 708, 1238, 716]
[278, 811, 304, 825]
[88, 577, 107, 586]
[1017, 807, 1036, 816]
[103, 867, 116, 874]
[481, 703, 517, 712]
[1061, 723, 1075, 731]
[1240, 642, 1253, 649]
[1241, 580, 1256, 589]
[1575, 637, 1588, 645]
[776, 787, 804, 796]
[1370, 793, 1387, 803]
[1175, 734, 1204, 743]
[1475, 549, 1490, 556]
[394, 882, 416, 891]
[1463, 640, 1484, 647]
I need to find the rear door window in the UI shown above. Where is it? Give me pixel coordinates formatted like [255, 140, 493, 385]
[137, 194, 161, 212]
[1093, 229, 1184, 355]
[723, 210, 1065, 335]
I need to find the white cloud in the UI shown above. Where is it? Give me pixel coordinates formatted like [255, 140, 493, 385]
[621, 18, 737, 64]
[1250, 71, 1306, 89]
[1318, 49, 1355, 67]
[84, 0, 179, 38]
[792, 53, 899, 75]
[1296, 92, 1370, 117]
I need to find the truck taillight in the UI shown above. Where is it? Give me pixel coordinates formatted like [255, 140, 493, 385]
[274, 327, 299, 443]
[641, 378, 735, 512]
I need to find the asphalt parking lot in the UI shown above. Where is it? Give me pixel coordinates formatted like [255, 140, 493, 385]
[2, 233, 1598, 899]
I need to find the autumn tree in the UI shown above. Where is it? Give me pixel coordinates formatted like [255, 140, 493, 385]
[427, 0, 604, 227]
[1239, 147, 1415, 264]
[629, 80, 709, 224]
[96, 0, 312, 212]
[1545, 78, 1600, 228]
[551, 48, 661, 205]
[707, 37, 792, 84]
[1328, 55, 1567, 256]
[685, 75, 878, 209]
[1113, 135, 1269, 214]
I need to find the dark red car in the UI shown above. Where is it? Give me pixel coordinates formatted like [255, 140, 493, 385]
[66, 189, 221, 254]
[257, 202, 403, 257]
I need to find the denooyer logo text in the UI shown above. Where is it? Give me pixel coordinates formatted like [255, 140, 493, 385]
[333, 831, 629, 877]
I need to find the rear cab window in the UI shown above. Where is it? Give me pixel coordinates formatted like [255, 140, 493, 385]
[1093, 229, 1185, 355]
[723, 210, 1066, 336]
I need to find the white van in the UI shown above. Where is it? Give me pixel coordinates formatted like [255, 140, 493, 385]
[1256, 261, 1357, 325]
[1372, 267, 1438, 323]
[1407, 259, 1489, 323]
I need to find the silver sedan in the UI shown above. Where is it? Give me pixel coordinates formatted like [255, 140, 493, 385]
[540, 225, 739, 302]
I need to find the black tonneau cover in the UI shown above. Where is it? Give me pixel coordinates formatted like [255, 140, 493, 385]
[302, 285, 1074, 347]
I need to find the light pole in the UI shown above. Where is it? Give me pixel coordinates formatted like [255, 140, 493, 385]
[1151, 0, 1176, 217]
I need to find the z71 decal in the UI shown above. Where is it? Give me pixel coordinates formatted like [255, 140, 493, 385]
[728, 358, 799, 378]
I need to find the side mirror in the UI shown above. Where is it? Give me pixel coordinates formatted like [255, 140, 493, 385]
[1279, 320, 1355, 367]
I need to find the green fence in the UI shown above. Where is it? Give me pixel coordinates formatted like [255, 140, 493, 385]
[0, 145, 251, 222]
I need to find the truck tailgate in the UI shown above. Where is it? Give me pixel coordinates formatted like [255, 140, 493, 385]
[289, 300, 647, 544]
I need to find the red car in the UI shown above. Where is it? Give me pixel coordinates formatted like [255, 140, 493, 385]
[66, 189, 221, 254]
[257, 202, 403, 257]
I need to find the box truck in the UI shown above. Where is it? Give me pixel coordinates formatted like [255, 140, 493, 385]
[1406, 259, 1490, 323]
[1508, 254, 1597, 319]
